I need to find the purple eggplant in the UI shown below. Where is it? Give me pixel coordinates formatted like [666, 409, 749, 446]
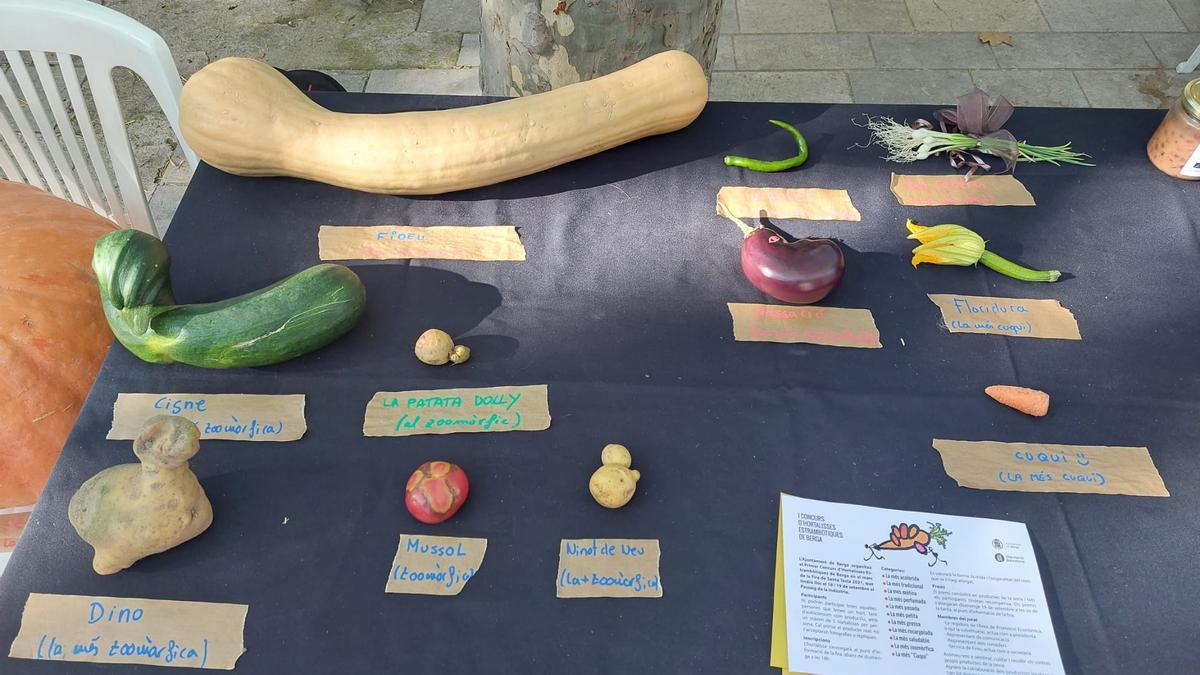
[740, 228, 844, 304]
[717, 203, 845, 305]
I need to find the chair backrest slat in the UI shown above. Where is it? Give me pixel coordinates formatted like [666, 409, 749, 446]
[5, 49, 87, 205]
[0, 50, 67, 199]
[82, 60, 151, 232]
[0, 67, 49, 190]
[0, 129, 22, 178]
[55, 53, 122, 222]
[0, 0, 195, 234]
[32, 51, 107, 213]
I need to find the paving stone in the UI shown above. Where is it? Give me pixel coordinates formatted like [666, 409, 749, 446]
[175, 51, 209, 80]
[111, 67, 158, 119]
[158, 150, 196, 185]
[417, 0, 482, 34]
[457, 34, 481, 68]
[904, 0, 1048, 32]
[715, 34, 736, 71]
[721, 0, 739, 32]
[870, 32, 998, 69]
[969, 69, 1090, 107]
[326, 70, 370, 93]
[737, 0, 835, 33]
[1170, 0, 1200, 32]
[710, 70, 852, 102]
[264, 28, 462, 71]
[148, 183, 187, 237]
[1074, 69, 1191, 108]
[367, 68, 482, 96]
[734, 34, 874, 70]
[847, 68, 975, 104]
[124, 114, 181, 196]
[831, 0, 913, 32]
[68, 0, 1200, 137]
[1036, 0, 1186, 32]
[106, 0, 433, 70]
[1144, 33, 1200, 69]
[991, 33, 1160, 69]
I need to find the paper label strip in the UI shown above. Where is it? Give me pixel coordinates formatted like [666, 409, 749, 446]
[108, 394, 306, 442]
[385, 535, 487, 596]
[927, 294, 1080, 340]
[933, 439, 1169, 496]
[8, 593, 248, 669]
[319, 225, 526, 261]
[363, 385, 550, 437]
[890, 173, 1035, 206]
[729, 302, 882, 348]
[717, 186, 861, 221]
[556, 539, 663, 598]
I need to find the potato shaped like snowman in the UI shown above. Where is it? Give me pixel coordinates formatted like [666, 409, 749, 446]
[68, 415, 213, 574]
[414, 328, 470, 365]
[588, 444, 640, 509]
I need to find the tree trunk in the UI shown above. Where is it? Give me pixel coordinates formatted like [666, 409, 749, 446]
[480, 0, 723, 96]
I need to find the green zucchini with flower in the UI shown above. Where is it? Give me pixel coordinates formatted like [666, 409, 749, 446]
[93, 229, 366, 368]
[906, 220, 1062, 282]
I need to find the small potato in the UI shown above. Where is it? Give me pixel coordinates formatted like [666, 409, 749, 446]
[589, 444, 640, 509]
[600, 443, 632, 468]
[414, 329, 470, 365]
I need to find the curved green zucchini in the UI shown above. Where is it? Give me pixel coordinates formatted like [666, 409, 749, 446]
[93, 230, 366, 368]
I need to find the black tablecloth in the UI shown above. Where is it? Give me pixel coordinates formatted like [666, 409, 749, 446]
[2, 95, 1198, 674]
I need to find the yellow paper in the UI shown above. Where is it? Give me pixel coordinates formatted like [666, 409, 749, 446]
[556, 539, 662, 598]
[729, 302, 882, 348]
[108, 393, 306, 441]
[890, 173, 1035, 206]
[771, 498, 810, 675]
[385, 534, 487, 596]
[770, 506, 789, 668]
[932, 439, 1169, 496]
[8, 593, 247, 669]
[363, 385, 550, 437]
[318, 225, 526, 261]
[717, 186, 861, 221]
[927, 294, 1081, 340]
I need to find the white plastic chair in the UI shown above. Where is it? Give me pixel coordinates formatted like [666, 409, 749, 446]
[0, 0, 195, 234]
[1180, 42, 1200, 74]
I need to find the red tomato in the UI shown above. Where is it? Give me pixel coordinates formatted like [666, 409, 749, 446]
[404, 461, 469, 524]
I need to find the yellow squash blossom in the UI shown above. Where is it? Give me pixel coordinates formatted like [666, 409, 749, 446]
[905, 220, 985, 268]
[904, 219, 1061, 282]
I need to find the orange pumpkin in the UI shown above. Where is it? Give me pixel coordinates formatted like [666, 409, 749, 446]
[0, 181, 117, 509]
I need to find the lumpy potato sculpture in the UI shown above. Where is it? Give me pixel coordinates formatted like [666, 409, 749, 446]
[589, 444, 641, 509]
[68, 415, 213, 574]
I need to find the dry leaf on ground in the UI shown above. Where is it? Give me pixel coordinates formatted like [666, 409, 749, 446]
[979, 32, 1014, 47]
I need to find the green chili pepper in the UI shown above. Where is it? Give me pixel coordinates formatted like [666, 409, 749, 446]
[723, 120, 810, 172]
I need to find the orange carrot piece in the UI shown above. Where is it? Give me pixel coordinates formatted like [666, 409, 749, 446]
[985, 385, 1049, 417]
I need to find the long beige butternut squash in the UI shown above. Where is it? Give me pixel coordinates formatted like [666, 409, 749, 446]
[179, 51, 708, 195]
